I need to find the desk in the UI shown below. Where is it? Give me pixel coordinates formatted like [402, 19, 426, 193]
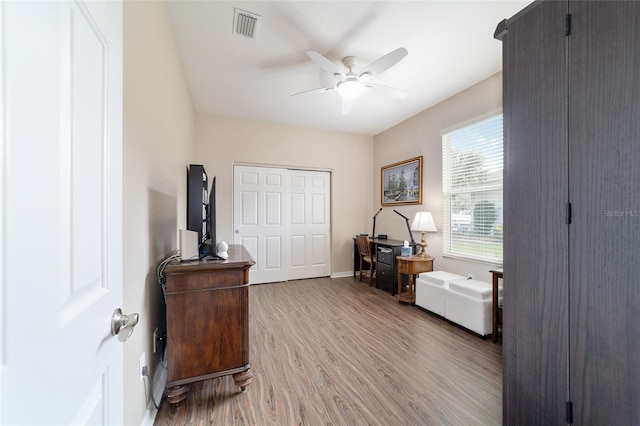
[490, 268, 503, 343]
[396, 256, 434, 304]
[353, 238, 415, 295]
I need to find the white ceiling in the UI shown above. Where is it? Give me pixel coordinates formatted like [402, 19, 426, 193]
[167, 1, 530, 136]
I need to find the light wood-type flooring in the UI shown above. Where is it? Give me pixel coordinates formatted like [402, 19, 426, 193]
[154, 276, 502, 425]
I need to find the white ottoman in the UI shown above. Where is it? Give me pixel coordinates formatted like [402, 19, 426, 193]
[415, 271, 465, 317]
[446, 279, 498, 336]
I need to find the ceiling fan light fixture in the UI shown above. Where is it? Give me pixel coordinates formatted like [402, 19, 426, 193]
[337, 80, 365, 100]
[297, 48, 408, 112]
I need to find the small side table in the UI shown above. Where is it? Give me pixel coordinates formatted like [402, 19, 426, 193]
[396, 256, 434, 304]
[490, 268, 503, 343]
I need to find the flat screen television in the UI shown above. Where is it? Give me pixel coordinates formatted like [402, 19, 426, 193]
[187, 164, 207, 244]
[201, 176, 219, 259]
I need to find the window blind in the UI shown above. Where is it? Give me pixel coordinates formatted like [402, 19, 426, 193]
[442, 114, 503, 263]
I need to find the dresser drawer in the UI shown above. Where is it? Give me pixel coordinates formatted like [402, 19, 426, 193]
[377, 262, 393, 284]
[377, 247, 394, 265]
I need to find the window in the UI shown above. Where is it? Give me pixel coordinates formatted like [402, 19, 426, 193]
[442, 113, 503, 263]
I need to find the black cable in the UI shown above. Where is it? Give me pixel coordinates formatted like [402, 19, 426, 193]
[156, 252, 180, 300]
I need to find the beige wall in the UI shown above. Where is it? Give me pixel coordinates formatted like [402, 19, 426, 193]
[374, 72, 503, 283]
[195, 115, 374, 276]
[120, 6, 502, 419]
[123, 1, 195, 424]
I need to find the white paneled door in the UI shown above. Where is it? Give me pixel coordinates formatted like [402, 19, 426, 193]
[288, 170, 331, 280]
[233, 166, 331, 284]
[234, 166, 289, 284]
[1, 1, 124, 424]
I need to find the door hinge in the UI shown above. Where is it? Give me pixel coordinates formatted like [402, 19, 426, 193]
[565, 13, 572, 36]
[566, 400, 574, 424]
[566, 202, 572, 225]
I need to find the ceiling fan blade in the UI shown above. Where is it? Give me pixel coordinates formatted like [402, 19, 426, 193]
[291, 86, 336, 97]
[306, 51, 346, 79]
[341, 98, 354, 115]
[359, 47, 408, 79]
[366, 83, 408, 99]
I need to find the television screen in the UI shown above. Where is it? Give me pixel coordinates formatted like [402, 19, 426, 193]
[187, 164, 207, 243]
[201, 176, 219, 259]
[208, 177, 217, 254]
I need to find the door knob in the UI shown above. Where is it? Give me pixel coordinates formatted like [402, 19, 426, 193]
[111, 308, 139, 342]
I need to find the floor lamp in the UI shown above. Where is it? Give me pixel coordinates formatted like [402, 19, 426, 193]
[411, 211, 437, 257]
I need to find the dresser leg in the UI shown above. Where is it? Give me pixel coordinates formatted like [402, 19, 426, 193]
[165, 384, 189, 405]
[233, 367, 253, 392]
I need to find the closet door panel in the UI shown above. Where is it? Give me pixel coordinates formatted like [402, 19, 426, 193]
[569, 2, 640, 424]
[502, 2, 569, 424]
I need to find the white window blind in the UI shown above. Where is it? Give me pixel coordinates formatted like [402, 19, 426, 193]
[442, 114, 503, 263]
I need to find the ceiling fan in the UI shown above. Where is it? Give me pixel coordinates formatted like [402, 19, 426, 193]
[292, 47, 409, 115]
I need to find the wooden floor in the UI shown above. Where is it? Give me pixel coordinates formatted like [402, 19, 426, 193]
[154, 276, 502, 425]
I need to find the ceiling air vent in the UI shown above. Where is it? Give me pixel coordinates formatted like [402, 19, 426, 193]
[233, 8, 261, 39]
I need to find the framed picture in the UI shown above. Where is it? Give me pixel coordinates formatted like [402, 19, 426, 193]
[381, 156, 423, 206]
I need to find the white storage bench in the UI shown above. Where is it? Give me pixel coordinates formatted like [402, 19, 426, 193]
[415, 271, 501, 336]
[414, 271, 465, 317]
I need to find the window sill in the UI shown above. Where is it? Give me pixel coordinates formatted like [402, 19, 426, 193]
[442, 253, 503, 267]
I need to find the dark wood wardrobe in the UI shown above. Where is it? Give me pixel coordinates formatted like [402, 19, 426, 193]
[496, 1, 640, 424]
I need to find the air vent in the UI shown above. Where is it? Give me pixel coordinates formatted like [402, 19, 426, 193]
[233, 8, 261, 39]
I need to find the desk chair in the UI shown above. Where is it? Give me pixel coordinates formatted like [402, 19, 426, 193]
[356, 234, 376, 286]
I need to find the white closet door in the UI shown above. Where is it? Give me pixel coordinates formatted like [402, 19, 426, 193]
[233, 166, 331, 284]
[288, 170, 331, 280]
[234, 166, 289, 284]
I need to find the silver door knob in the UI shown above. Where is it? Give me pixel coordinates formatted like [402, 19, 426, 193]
[111, 308, 139, 342]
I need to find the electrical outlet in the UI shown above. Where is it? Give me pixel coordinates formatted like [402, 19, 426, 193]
[139, 352, 146, 383]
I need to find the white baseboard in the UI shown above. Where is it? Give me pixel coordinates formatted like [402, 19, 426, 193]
[331, 271, 354, 278]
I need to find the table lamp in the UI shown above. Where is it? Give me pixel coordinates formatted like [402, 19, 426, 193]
[411, 211, 437, 257]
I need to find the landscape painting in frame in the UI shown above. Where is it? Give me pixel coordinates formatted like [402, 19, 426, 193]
[381, 156, 423, 206]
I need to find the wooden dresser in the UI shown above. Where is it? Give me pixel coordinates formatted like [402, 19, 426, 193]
[163, 245, 255, 404]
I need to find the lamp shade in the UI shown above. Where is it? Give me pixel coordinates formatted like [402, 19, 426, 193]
[411, 211, 437, 232]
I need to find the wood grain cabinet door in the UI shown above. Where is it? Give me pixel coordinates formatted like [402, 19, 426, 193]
[568, 2, 640, 424]
[502, 1, 640, 424]
[501, 1, 569, 423]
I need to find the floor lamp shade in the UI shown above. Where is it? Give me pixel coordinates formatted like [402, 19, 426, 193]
[411, 211, 437, 257]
